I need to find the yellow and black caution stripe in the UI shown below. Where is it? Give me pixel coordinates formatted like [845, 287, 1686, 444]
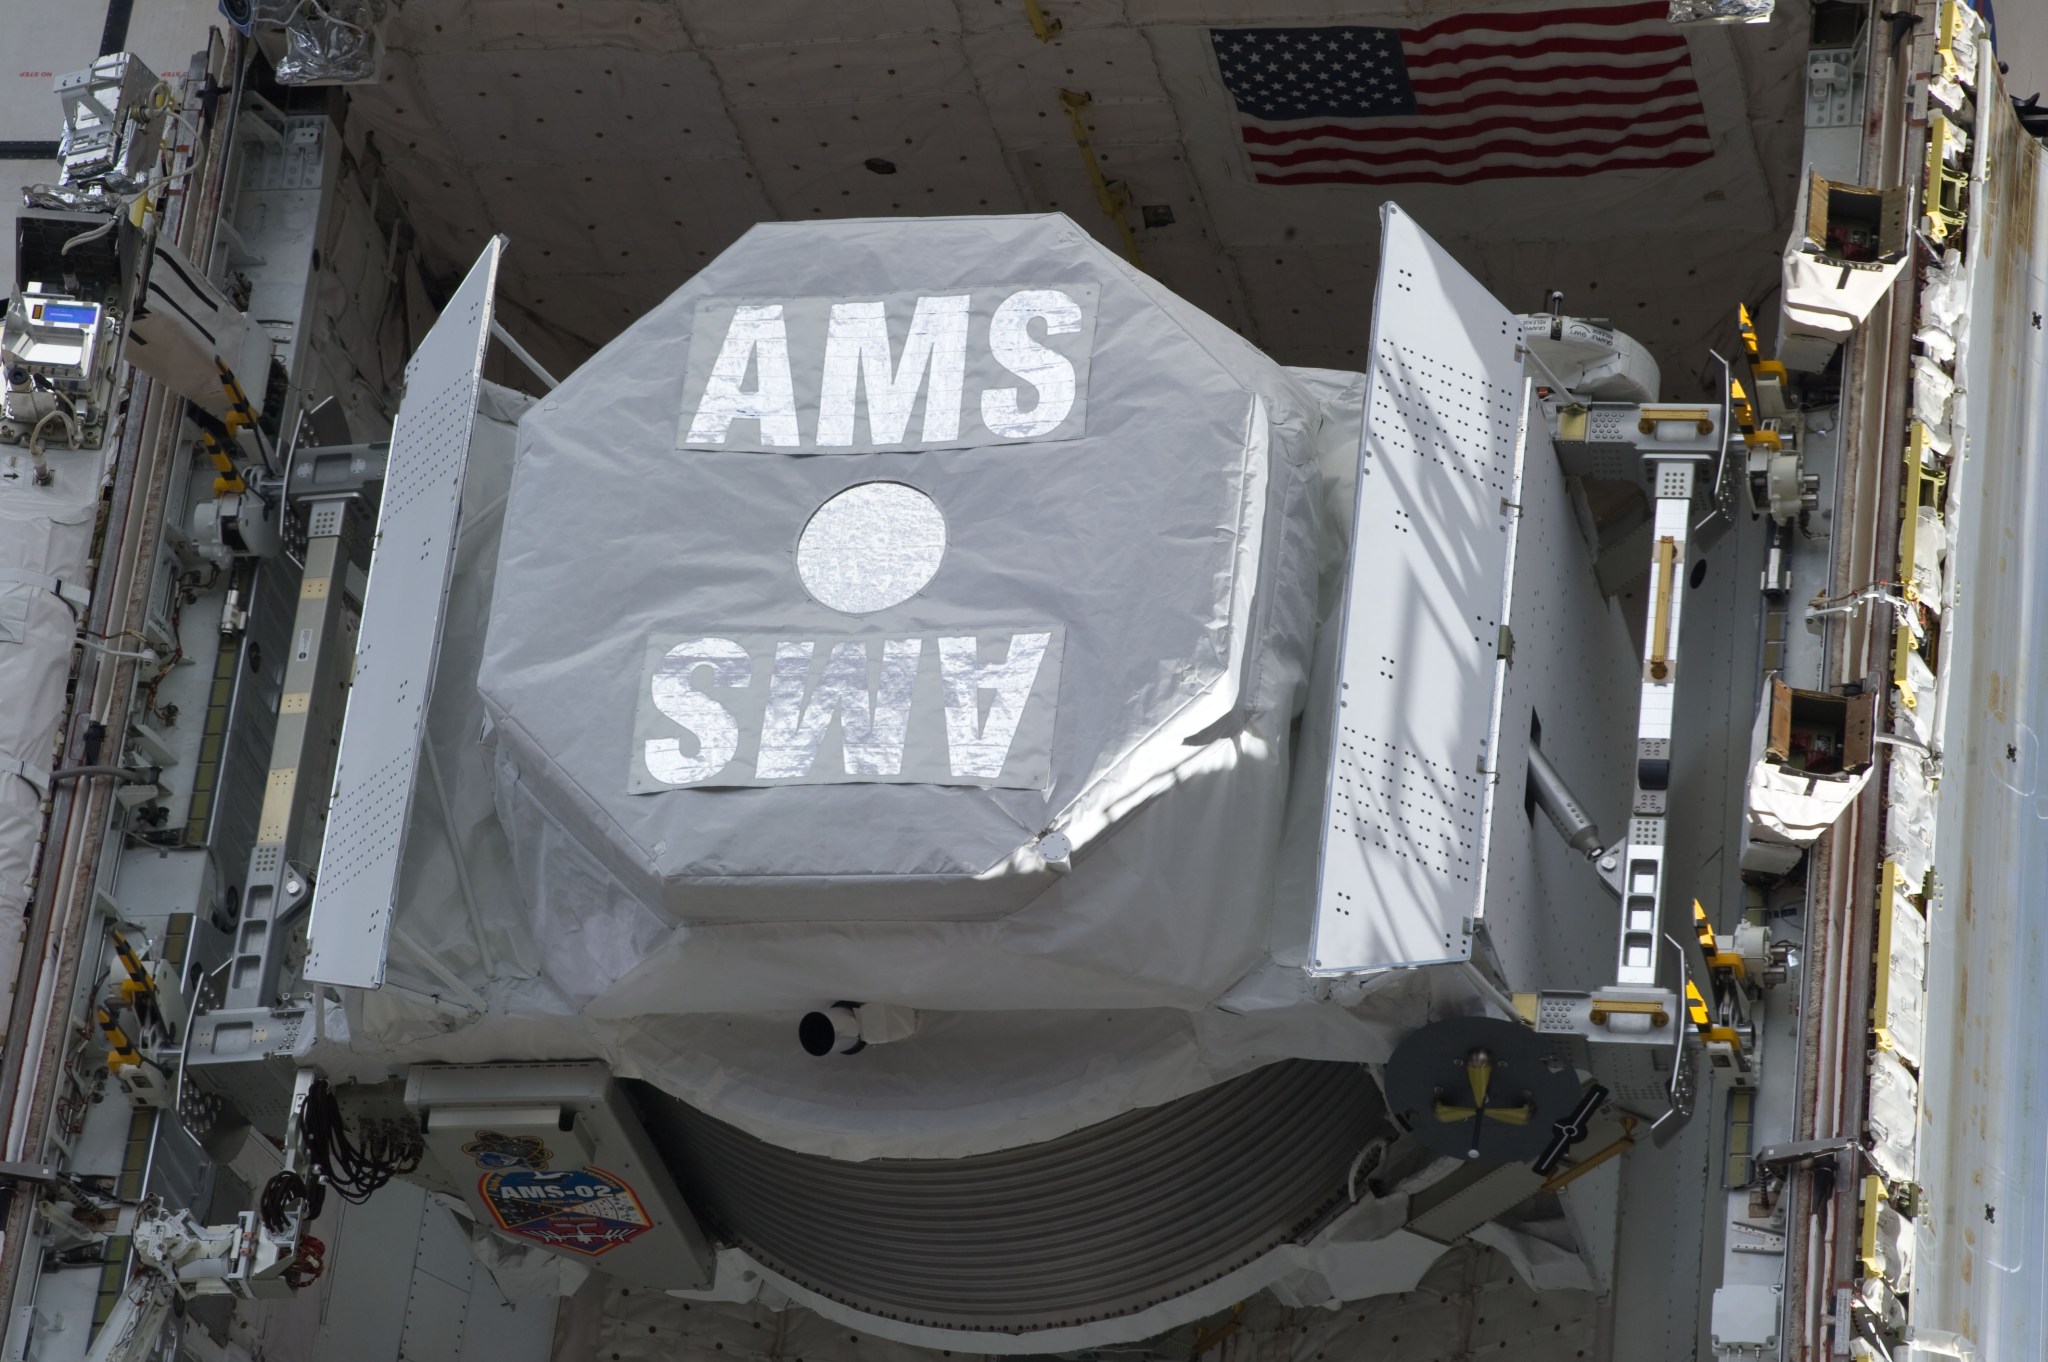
[187, 406, 245, 495]
[215, 356, 259, 435]
[94, 1006, 139, 1074]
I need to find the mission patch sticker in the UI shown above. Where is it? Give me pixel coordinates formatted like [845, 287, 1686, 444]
[479, 1166, 653, 1257]
[462, 1130, 552, 1169]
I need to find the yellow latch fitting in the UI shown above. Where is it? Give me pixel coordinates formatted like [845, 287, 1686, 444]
[1685, 978, 1711, 1029]
[1588, 998, 1670, 1028]
[1729, 379, 1755, 433]
[1648, 535, 1678, 681]
[1638, 406, 1714, 435]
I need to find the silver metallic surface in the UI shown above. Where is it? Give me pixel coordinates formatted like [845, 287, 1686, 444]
[647, 638, 752, 785]
[818, 297, 969, 446]
[981, 289, 1083, 439]
[1525, 744, 1604, 858]
[683, 303, 802, 447]
[676, 284, 1098, 454]
[795, 481, 948, 613]
[270, 0, 388, 85]
[938, 632, 1052, 780]
[628, 628, 1063, 791]
[759, 639, 923, 779]
[1667, 0, 1773, 21]
[53, 52, 164, 193]
[855, 640, 925, 775]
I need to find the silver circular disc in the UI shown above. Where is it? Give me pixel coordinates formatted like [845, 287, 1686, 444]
[796, 482, 947, 614]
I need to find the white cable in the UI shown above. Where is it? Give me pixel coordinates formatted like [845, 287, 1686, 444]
[26, 407, 79, 485]
[77, 637, 159, 664]
[259, 0, 313, 28]
[306, 0, 371, 41]
[60, 166, 196, 257]
[1803, 585, 1912, 621]
[59, 217, 116, 256]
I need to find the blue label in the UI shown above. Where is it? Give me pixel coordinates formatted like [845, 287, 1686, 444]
[40, 303, 98, 326]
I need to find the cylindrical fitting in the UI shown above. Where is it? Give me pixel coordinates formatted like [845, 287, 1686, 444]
[1527, 745, 1603, 857]
[799, 1005, 864, 1057]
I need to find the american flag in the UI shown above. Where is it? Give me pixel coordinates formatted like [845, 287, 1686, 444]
[1209, 3, 1714, 186]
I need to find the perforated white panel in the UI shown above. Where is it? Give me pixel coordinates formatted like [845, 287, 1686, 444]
[304, 238, 503, 988]
[1310, 205, 1524, 974]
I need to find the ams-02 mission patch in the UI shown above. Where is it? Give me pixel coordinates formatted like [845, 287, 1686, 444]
[479, 1165, 654, 1257]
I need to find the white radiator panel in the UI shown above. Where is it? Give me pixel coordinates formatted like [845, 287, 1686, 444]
[305, 238, 502, 988]
[1311, 205, 1525, 974]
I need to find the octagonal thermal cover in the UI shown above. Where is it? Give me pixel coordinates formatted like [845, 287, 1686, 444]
[477, 214, 1325, 927]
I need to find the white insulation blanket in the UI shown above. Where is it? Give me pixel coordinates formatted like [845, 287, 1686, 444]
[331, 229, 1507, 1160]
[0, 450, 96, 1031]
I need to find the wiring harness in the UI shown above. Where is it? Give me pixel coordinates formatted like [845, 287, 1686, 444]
[260, 1078, 423, 1235]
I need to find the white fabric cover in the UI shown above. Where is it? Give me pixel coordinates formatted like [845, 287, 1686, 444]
[339, 332, 1509, 1161]
[474, 213, 1329, 1013]
[1741, 680, 1874, 847]
[0, 451, 97, 1033]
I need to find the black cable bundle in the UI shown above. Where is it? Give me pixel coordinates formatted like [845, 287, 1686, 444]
[300, 1078, 424, 1205]
[259, 1169, 311, 1233]
[260, 1079, 424, 1232]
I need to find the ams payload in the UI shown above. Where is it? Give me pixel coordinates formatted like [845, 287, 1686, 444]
[167, 208, 1777, 1349]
